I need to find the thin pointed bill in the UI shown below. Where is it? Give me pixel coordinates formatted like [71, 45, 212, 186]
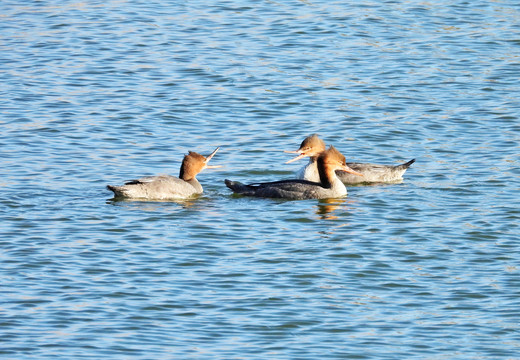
[285, 151, 308, 164]
[205, 147, 220, 163]
[338, 164, 364, 177]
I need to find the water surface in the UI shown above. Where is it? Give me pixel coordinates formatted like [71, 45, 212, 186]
[1, 1, 519, 359]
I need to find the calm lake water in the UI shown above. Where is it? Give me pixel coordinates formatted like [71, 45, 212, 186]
[1, 1, 519, 359]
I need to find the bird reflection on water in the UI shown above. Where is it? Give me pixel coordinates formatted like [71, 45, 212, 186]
[315, 198, 353, 221]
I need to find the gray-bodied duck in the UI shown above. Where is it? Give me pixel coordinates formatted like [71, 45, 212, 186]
[285, 134, 415, 184]
[107, 147, 220, 200]
[225, 146, 362, 200]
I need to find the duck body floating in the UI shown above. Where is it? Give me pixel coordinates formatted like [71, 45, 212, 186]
[107, 147, 220, 200]
[286, 134, 415, 184]
[225, 146, 362, 200]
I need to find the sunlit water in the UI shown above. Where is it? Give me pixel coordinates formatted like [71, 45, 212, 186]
[1, 1, 519, 359]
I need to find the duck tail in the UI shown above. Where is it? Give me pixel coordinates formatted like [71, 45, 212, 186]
[225, 179, 252, 194]
[107, 185, 124, 197]
[397, 159, 415, 170]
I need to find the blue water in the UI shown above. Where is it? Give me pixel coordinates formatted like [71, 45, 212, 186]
[1, 1, 519, 359]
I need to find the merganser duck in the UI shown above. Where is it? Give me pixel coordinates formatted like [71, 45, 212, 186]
[285, 134, 415, 184]
[225, 146, 362, 200]
[107, 147, 220, 200]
